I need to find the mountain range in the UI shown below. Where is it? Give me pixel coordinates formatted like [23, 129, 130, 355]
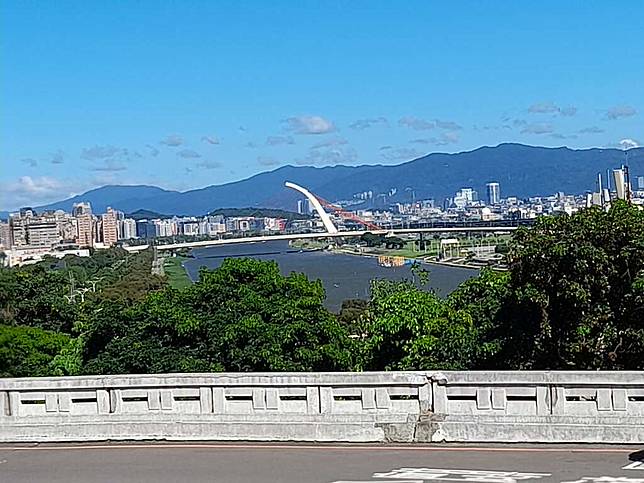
[5, 143, 643, 217]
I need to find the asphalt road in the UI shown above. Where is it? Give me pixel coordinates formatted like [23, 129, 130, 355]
[1, 442, 644, 483]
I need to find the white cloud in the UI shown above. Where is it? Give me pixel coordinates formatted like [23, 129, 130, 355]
[177, 149, 201, 159]
[381, 147, 424, 161]
[81, 145, 128, 160]
[50, 150, 65, 164]
[284, 115, 335, 134]
[578, 126, 605, 134]
[528, 102, 577, 117]
[159, 134, 184, 146]
[521, 123, 555, 135]
[620, 138, 640, 150]
[0, 176, 81, 210]
[195, 160, 222, 169]
[145, 144, 160, 157]
[89, 160, 128, 172]
[398, 116, 435, 130]
[311, 137, 348, 149]
[550, 133, 578, 140]
[257, 156, 280, 167]
[266, 135, 295, 146]
[528, 102, 560, 114]
[295, 146, 357, 165]
[349, 117, 389, 130]
[434, 119, 462, 130]
[560, 106, 577, 117]
[20, 158, 38, 168]
[439, 131, 460, 144]
[606, 105, 637, 120]
[201, 135, 220, 145]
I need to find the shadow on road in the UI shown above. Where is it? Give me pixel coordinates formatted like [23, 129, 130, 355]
[629, 450, 644, 461]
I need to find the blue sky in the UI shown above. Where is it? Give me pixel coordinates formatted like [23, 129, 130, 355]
[1, 0, 642, 210]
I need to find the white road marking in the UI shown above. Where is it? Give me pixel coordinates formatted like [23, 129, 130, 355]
[624, 462, 644, 470]
[372, 468, 551, 482]
[563, 478, 644, 483]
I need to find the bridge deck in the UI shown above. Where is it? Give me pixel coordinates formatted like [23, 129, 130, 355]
[125, 226, 519, 252]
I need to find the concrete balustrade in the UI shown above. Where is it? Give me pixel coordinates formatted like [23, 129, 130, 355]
[1, 371, 643, 443]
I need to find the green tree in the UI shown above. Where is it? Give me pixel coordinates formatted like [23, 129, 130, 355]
[496, 201, 644, 369]
[447, 268, 510, 367]
[0, 325, 71, 377]
[83, 258, 354, 374]
[357, 279, 480, 370]
[360, 232, 384, 247]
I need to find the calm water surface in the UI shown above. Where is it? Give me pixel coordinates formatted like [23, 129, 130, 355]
[182, 241, 477, 311]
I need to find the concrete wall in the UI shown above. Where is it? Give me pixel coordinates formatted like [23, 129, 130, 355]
[1, 371, 643, 443]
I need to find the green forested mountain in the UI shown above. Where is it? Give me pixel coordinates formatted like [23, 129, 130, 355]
[31, 144, 644, 216]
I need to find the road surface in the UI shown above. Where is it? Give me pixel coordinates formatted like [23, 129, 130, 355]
[1, 442, 643, 483]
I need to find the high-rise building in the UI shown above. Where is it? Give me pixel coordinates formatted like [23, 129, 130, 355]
[26, 220, 60, 247]
[9, 215, 28, 248]
[101, 208, 119, 246]
[0, 222, 10, 249]
[612, 168, 629, 200]
[486, 182, 501, 205]
[72, 202, 91, 217]
[119, 218, 137, 240]
[453, 188, 477, 208]
[637, 176, 644, 190]
[297, 199, 311, 214]
[74, 202, 94, 248]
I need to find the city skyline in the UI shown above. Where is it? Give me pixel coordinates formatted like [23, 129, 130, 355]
[2, 1, 643, 210]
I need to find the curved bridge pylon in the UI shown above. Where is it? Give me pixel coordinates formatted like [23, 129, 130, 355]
[284, 181, 339, 234]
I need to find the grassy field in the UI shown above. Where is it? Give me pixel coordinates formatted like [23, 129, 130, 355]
[163, 256, 192, 289]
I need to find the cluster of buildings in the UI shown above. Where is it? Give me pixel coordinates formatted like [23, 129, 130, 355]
[0, 203, 294, 266]
[130, 214, 288, 240]
[0, 203, 119, 266]
[3, 168, 644, 267]
[357, 173, 644, 227]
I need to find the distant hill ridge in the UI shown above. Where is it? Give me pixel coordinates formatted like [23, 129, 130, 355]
[28, 143, 643, 216]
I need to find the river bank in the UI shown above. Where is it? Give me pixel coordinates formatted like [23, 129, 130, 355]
[163, 255, 192, 289]
[180, 240, 478, 311]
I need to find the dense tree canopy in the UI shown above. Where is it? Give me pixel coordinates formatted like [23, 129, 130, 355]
[0, 324, 71, 377]
[501, 201, 644, 369]
[83, 258, 354, 374]
[3, 201, 644, 376]
[357, 279, 479, 370]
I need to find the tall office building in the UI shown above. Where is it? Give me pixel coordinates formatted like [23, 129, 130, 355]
[73, 202, 94, 248]
[101, 208, 119, 246]
[486, 182, 501, 205]
[297, 199, 311, 214]
[612, 168, 630, 200]
[453, 188, 477, 208]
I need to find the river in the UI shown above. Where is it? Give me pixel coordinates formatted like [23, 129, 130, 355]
[182, 240, 478, 312]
